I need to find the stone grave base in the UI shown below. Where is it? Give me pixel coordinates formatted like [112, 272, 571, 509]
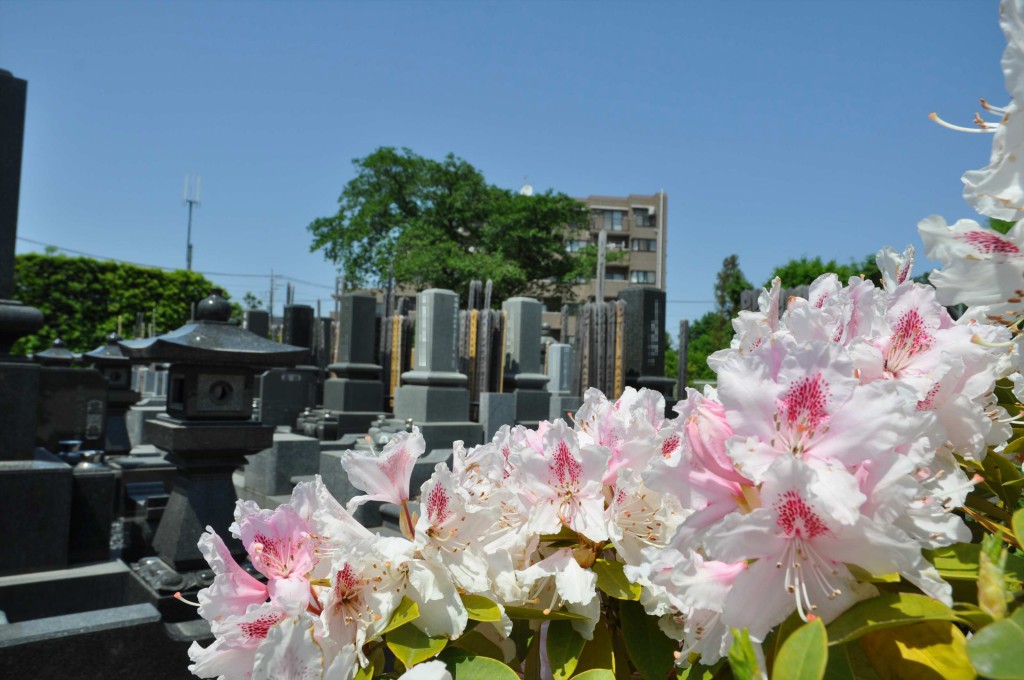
[479, 392, 515, 442]
[394, 385, 469, 422]
[0, 454, 72, 576]
[514, 389, 551, 426]
[323, 378, 384, 413]
[244, 431, 320, 496]
[126, 403, 165, 448]
[549, 395, 583, 424]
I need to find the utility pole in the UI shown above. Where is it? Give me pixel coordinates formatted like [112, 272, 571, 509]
[183, 175, 202, 271]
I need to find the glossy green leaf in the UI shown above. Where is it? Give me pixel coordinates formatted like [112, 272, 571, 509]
[353, 665, 373, 680]
[619, 599, 678, 680]
[676, 660, 725, 679]
[773, 618, 827, 680]
[439, 648, 521, 679]
[572, 671, 616, 680]
[982, 452, 1023, 508]
[593, 559, 642, 600]
[860, 620, 975, 680]
[924, 544, 980, 581]
[967, 605, 1024, 679]
[575, 613, 616, 675]
[547, 619, 586, 680]
[1001, 435, 1024, 458]
[451, 629, 505, 662]
[386, 622, 448, 668]
[821, 643, 859, 680]
[460, 593, 503, 622]
[953, 603, 995, 632]
[727, 628, 761, 680]
[373, 597, 420, 640]
[503, 605, 588, 621]
[826, 592, 962, 646]
[1013, 508, 1024, 547]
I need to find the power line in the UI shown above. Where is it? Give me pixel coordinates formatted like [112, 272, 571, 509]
[16, 236, 335, 289]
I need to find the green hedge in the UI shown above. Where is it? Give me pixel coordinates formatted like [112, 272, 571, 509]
[12, 253, 231, 356]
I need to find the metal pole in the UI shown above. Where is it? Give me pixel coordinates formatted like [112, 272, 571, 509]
[186, 201, 194, 271]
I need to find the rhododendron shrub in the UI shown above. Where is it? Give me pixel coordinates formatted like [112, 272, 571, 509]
[187, 2, 1024, 678]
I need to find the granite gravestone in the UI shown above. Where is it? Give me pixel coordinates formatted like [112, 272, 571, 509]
[0, 70, 74, 577]
[617, 286, 676, 406]
[256, 366, 318, 428]
[391, 289, 482, 453]
[244, 309, 270, 338]
[84, 333, 140, 456]
[501, 297, 550, 427]
[314, 293, 385, 437]
[546, 343, 581, 423]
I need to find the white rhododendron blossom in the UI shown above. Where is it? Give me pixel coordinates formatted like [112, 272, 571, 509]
[189, 236, 1016, 675]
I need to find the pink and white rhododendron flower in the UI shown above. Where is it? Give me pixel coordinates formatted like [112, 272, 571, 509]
[514, 418, 610, 543]
[341, 427, 426, 511]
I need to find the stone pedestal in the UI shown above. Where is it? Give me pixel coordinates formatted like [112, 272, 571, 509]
[68, 464, 116, 564]
[513, 389, 550, 427]
[244, 431, 320, 496]
[479, 392, 515, 441]
[0, 454, 72, 576]
[549, 395, 583, 424]
[0, 359, 40, 459]
[144, 416, 275, 570]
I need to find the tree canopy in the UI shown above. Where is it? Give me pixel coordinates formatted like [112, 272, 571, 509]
[684, 254, 751, 384]
[12, 253, 232, 356]
[762, 254, 881, 288]
[307, 147, 595, 303]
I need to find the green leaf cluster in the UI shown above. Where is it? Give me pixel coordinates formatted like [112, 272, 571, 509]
[761, 254, 882, 289]
[307, 147, 593, 304]
[12, 253, 229, 355]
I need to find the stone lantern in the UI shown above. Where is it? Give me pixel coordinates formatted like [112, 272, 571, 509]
[84, 332, 139, 456]
[33, 337, 79, 366]
[119, 294, 307, 572]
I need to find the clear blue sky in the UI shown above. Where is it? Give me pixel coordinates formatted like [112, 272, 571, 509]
[0, 0, 1008, 339]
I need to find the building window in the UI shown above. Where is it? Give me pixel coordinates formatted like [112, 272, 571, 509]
[565, 239, 590, 253]
[632, 208, 655, 227]
[606, 271, 627, 281]
[630, 270, 655, 284]
[596, 210, 624, 231]
[631, 238, 657, 251]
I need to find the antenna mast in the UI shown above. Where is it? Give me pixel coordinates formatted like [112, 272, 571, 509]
[183, 174, 202, 271]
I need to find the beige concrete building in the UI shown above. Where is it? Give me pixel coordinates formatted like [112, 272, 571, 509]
[543, 191, 668, 337]
[571, 192, 668, 301]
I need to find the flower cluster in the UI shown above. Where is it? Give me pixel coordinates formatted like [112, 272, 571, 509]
[187, 244, 1014, 677]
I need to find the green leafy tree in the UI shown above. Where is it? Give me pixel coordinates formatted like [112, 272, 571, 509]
[307, 147, 594, 304]
[12, 253, 228, 355]
[715, 254, 752, 319]
[763, 253, 882, 288]
[684, 254, 751, 384]
[664, 331, 678, 382]
[243, 291, 265, 310]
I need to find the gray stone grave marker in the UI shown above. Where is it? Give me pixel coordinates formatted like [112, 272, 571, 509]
[501, 296, 550, 425]
[618, 286, 676, 404]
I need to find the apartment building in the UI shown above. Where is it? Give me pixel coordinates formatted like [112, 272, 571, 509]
[571, 192, 668, 301]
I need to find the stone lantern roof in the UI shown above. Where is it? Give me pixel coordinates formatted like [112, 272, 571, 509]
[119, 294, 308, 368]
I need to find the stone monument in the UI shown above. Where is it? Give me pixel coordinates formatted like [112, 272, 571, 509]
[119, 294, 307, 572]
[618, 286, 676, 407]
[501, 296, 550, 427]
